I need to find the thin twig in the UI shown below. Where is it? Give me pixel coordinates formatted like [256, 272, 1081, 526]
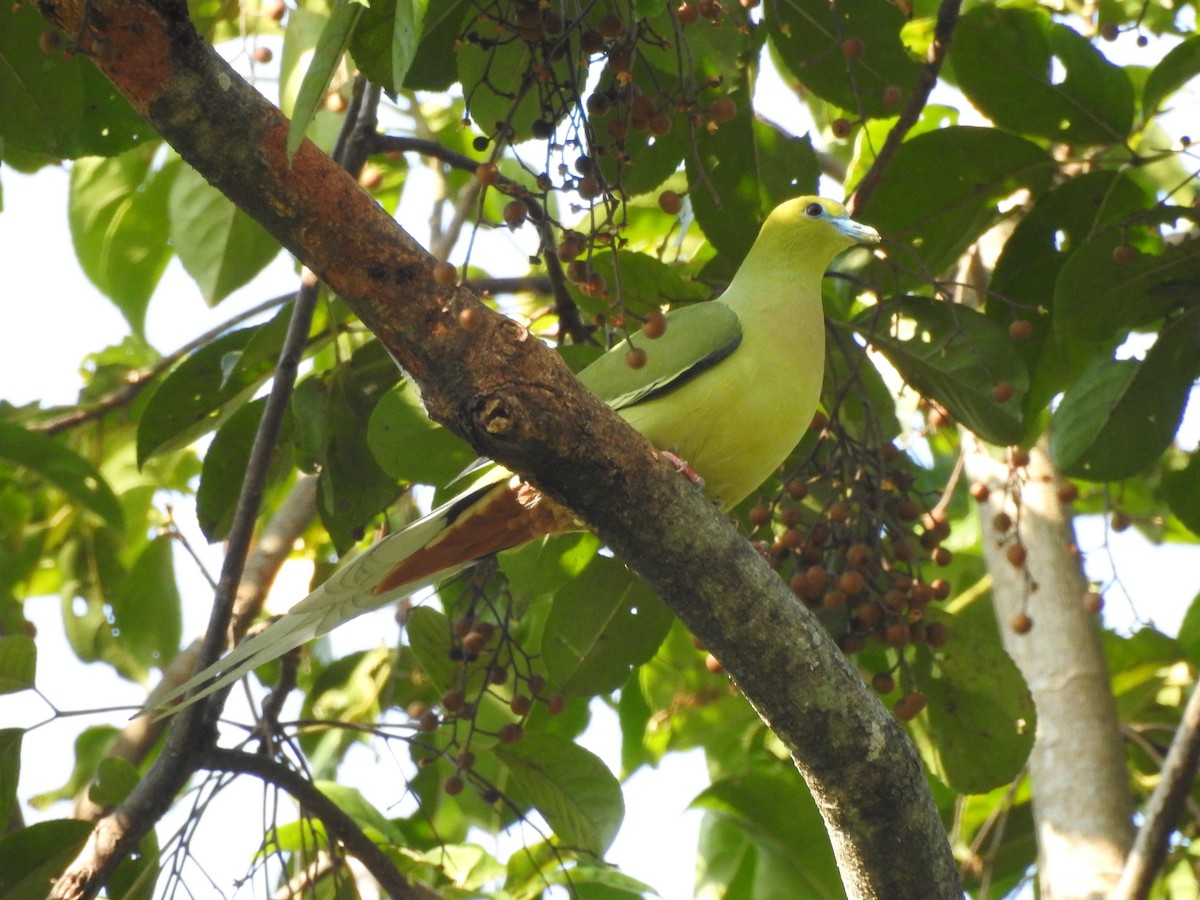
[848, 0, 962, 215]
[36, 294, 292, 436]
[1113, 682, 1200, 898]
[202, 747, 433, 900]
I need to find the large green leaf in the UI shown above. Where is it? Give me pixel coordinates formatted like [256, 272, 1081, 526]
[288, 0, 363, 158]
[349, 0, 429, 93]
[692, 769, 841, 899]
[108, 535, 182, 675]
[406, 606, 459, 694]
[1143, 34, 1200, 117]
[0, 421, 124, 530]
[309, 344, 402, 552]
[1051, 307, 1200, 481]
[951, 6, 1133, 145]
[0, 4, 153, 159]
[367, 381, 476, 488]
[565, 248, 710, 319]
[856, 127, 1053, 278]
[0, 729, 20, 820]
[0, 636, 35, 694]
[197, 397, 295, 541]
[989, 170, 1151, 420]
[0, 820, 157, 900]
[68, 150, 176, 334]
[400, 0, 470, 90]
[494, 732, 624, 855]
[907, 606, 1036, 794]
[168, 164, 283, 305]
[136, 308, 292, 465]
[542, 555, 674, 696]
[1054, 206, 1200, 342]
[765, 0, 922, 119]
[853, 297, 1029, 445]
[1163, 453, 1200, 539]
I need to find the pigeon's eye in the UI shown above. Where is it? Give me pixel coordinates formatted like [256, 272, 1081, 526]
[804, 202, 824, 218]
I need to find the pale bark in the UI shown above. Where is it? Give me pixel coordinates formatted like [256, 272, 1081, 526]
[964, 440, 1134, 898]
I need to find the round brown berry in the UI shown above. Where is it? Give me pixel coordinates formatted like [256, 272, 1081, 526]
[926, 622, 950, 647]
[626, 347, 648, 369]
[503, 199, 528, 228]
[1010, 612, 1033, 634]
[251, 46, 273, 64]
[1057, 482, 1079, 504]
[1112, 244, 1137, 264]
[658, 190, 683, 215]
[840, 37, 865, 59]
[476, 162, 500, 185]
[546, 692, 566, 714]
[444, 775, 465, 795]
[267, 0, 287, 19]
[1005, 544, 1028, 568]
[704, 652, 724, 674]
[1008, 319, 1034, 341]
[1111, 511, 1132, 532]
[433, 261, 457, 285]
[882, 85, 903, 107]
[831, 118, 853, 139]
[969, 482, 991, 503]
[497, 723, 524, 744]
[1100, 22, 1119, 41]
[677, 2, 699, 25]
[597, 13, 625, 38]
[643, 309, 667, 339]
[871, 672, 895, 694]
[992, 382, 1014, 403]
[510, 695, 532, 716]
[709, 97, 737, 124]
[1082, 590, 1103, 614]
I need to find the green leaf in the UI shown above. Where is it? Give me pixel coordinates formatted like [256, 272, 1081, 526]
[314, 345, 402, 552]
[0, 729, 21, 817]
[542, 556, 674, 696]
[288, 1, 363, 159]
[1143, 34, 1200, 117]
[1176, 591, 1200, 666]
[87, 756, 140, 807]
[28, 726, 119, 809]
[399, 0, 470, 90]
[765, 0, 922, 119]
[0, 5, 153, 159]
[0, 638, 34, 696]
[989, 170, 1151, 420]
[136, 319, 283, 465]
[500, 532, 602, 603]
[692, 770, 841, 898]
[197, 397, 295, 540]
[951, 6, 1133, 145]
[1051, 308, 1200, 481]
[853, 297, 1029, 445]
[68, 150, 176, 335]
[1053, 206, 1200, 342]
[565, 248, 709, 319]
[494, 732, 624, 855]
[406, 606, 458, 693]
[907, 606, 1036, 794]
[1164, 453, 1200, 539]
[367, 382, 476, 487]
[0, 820, 157, 900]
[0, 421, 125, 530]
[856, 127, 1053, 278]
[168, 164, 282, 304]
[313, 781, 405, 843]
[350, 0, 429, 93]
[109, 536, 182, 674]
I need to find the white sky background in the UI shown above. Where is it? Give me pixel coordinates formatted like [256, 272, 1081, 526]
[2, 22, 1200, 900]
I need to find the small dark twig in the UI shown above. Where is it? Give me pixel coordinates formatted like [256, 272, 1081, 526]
[1113, 680, 1200, 898]
[202, 747, 433, 900]
[848, 0, 962, 215]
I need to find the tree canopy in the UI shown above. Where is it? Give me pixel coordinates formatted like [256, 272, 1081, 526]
[2, 0, 1200, 896]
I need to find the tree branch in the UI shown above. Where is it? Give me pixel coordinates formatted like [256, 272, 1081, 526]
[1114, 677, 1200, 898]
[35, 3, 960, 896]
[847, 0, 962, 215]
[201, 747, 431, 900]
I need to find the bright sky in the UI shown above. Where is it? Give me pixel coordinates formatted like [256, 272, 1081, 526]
[3, 20, 1200, 900]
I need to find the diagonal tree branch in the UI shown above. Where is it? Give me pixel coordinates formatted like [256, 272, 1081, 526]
[847, 0, 962, 216]
[35, 3, 960, 897]
[201, 747, 434, 900]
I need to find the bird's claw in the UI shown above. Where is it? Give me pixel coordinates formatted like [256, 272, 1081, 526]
[662, 450, 705, 491]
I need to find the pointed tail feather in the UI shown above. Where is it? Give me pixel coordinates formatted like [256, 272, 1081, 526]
[147, 476, 573, 719]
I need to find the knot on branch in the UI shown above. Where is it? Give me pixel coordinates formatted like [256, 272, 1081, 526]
[478, 395, 516, 437]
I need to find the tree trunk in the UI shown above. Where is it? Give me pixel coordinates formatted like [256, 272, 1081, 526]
[964, 439, 1134, 897]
